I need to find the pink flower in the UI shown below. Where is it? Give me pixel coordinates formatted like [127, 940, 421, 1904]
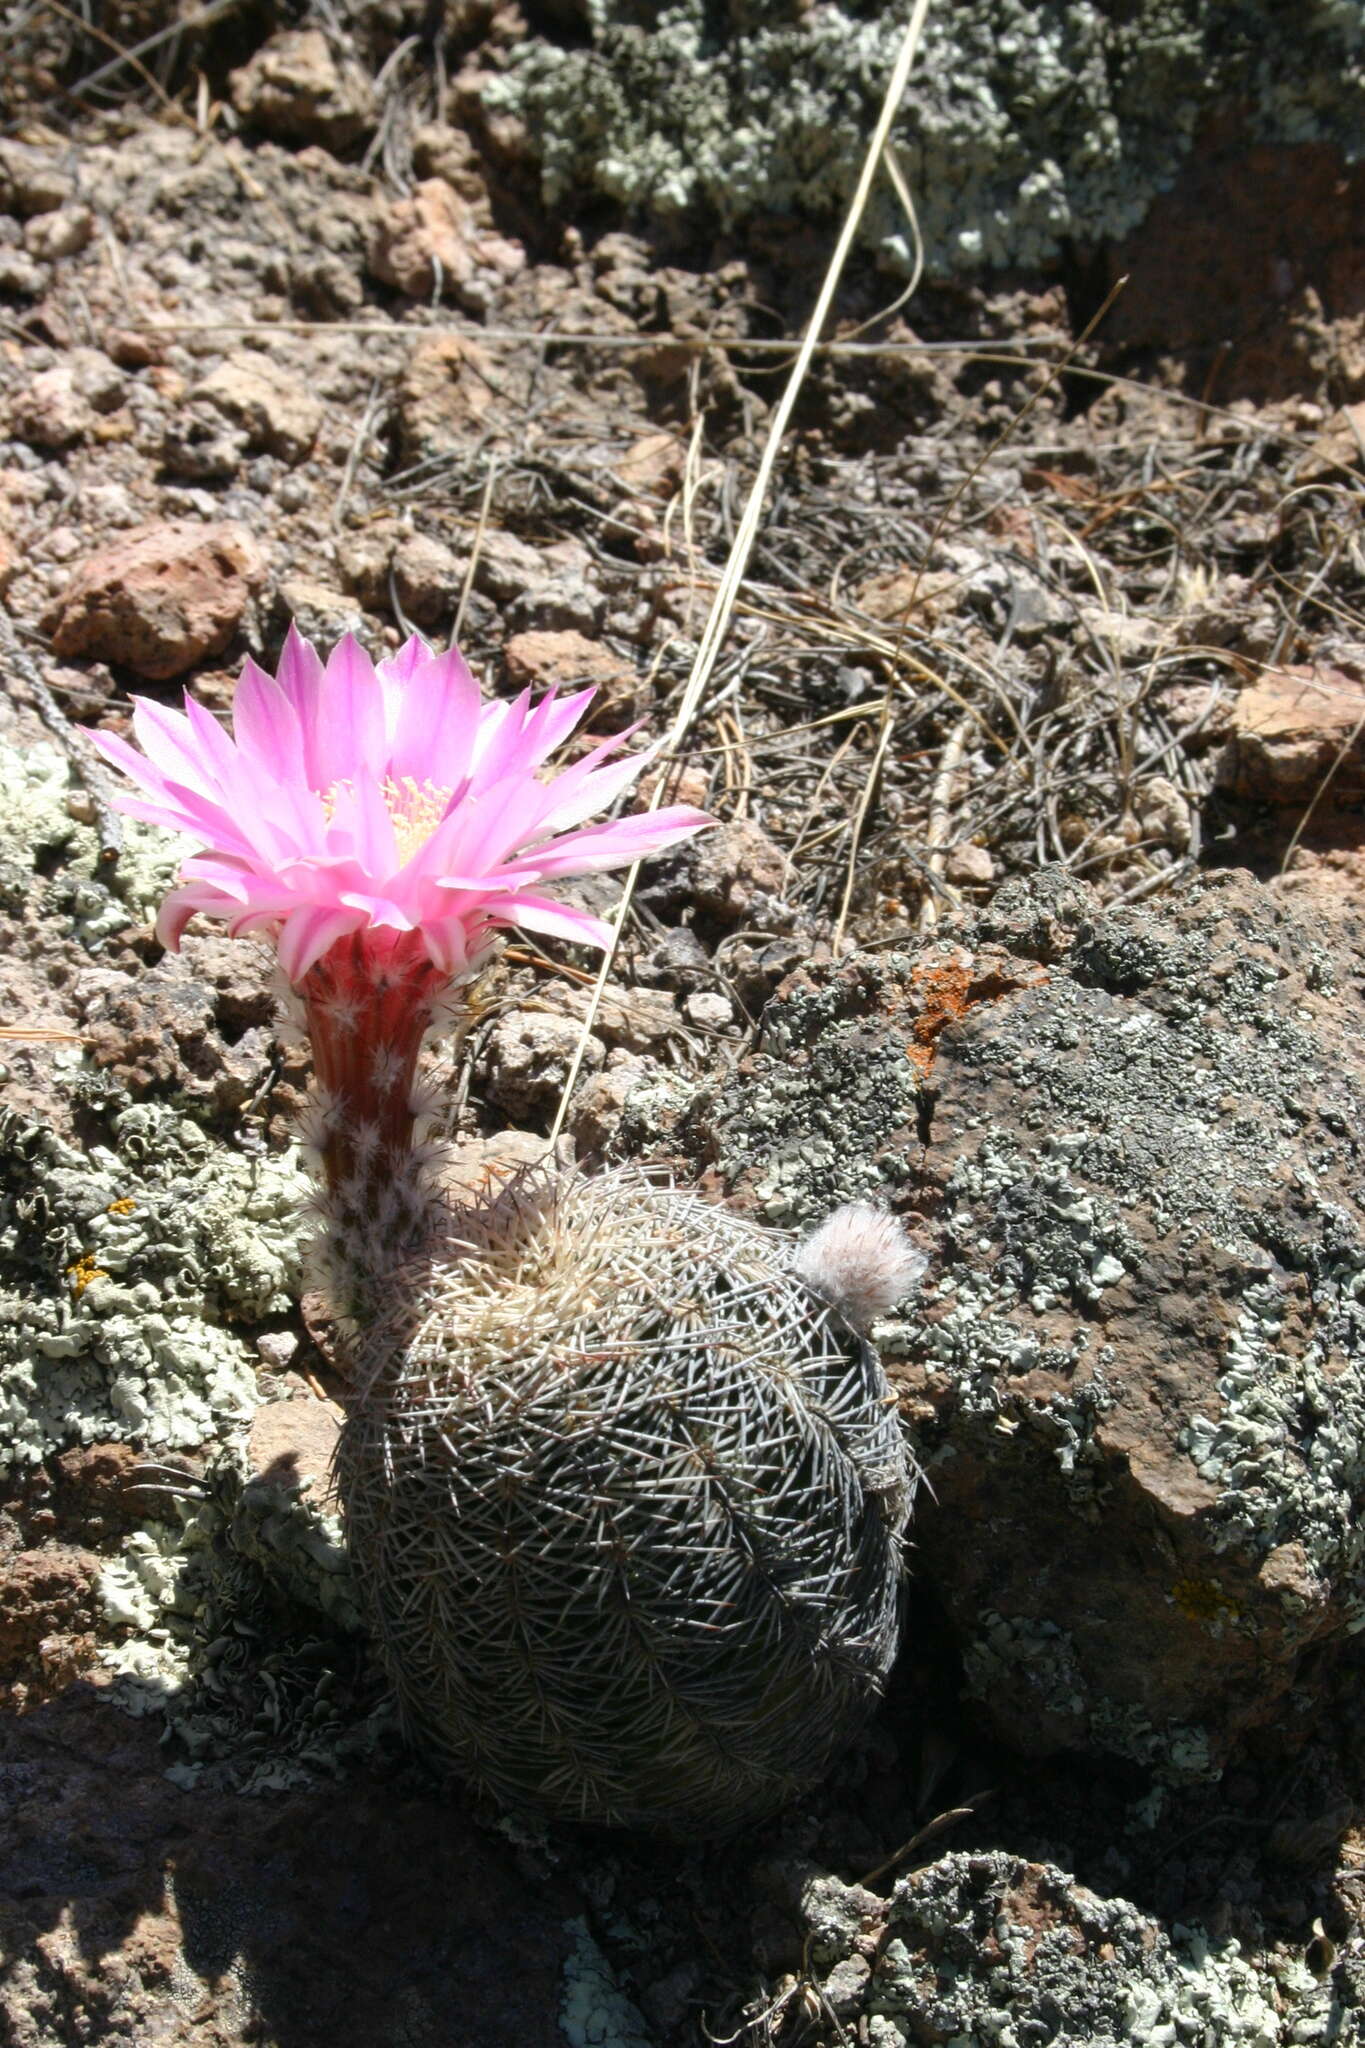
[90, 626, 709, 985]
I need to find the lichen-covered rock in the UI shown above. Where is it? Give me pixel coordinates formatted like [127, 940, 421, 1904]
[488, 1, 1365, 272]
[774, 1850, 1355, 2044]
[701, 869, 1365, 1779]
[0, 1099, 309, 1465]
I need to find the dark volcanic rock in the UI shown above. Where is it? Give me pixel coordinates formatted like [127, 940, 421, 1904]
[701, 869, 1365, 1778]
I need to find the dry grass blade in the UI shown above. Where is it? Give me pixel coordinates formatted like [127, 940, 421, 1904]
[547, 0, 937, 1148]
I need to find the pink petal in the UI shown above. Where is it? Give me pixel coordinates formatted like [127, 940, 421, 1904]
[498, 804, 712, 879]
[131, 699, 221, 799]
[311, 635, 385, 792]
[389, 645, 483, 791]
[476, 890, 615, 950]
[276, 904, 367, 984]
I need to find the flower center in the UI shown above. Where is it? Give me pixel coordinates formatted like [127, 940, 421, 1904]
[321, 774, 453, 864]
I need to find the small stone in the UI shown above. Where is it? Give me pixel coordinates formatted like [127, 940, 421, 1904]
[192, 353, 323, 464]
[256, 1331, 300, 1371]
[472, 528, 543, 602]
[22, 205, 93, 261]
[275, 576, 366, 647]
[10, 365, 91, 449]
[229, 28, 377, 150]
[674, 821, 788, 922]
[484, 1010, 605, 1119]
[684, 990, 735, 1031]
[369, 179, 525, 305]
[614, 431, 686, 497]
[392, 532, 461, 629]
[0, 140, 73, 215]
[506, 577, 606, 637]
[44, 520, 266, 680]
[1218, 663, 1365, 804]
[396, 333, 496, 465]
[944, 842, 996, 886]
[502, 628, 639, 722]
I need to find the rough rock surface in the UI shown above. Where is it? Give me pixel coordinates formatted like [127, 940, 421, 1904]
[699, 869, 1365, 1778]
[369, 177, 525, 305]
[43, 522, 267, 680]
[775, 1850, 1356, 2043]
[1217, 662, 1365, 805]
[228, 28, 377, 151]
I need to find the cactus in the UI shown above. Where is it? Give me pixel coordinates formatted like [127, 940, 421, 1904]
[337, 1166, 917, 1832]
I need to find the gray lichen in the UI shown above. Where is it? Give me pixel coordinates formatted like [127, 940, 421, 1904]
[0, 1099, 309, 1464]
[786, 1850, 1348, 2046]
[487, 1, 1365, 272]
[0, 738, 184, 946]
[559, 1917, 655, 2048]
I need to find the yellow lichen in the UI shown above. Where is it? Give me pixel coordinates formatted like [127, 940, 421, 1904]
[67, 1252, 108, 1298]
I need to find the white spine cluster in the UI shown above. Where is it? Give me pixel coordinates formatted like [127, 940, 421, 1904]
[794, 1203, 927, 1331]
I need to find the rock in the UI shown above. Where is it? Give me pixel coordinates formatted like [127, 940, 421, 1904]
[943, 841, 996, 886]
[1218, 664, 1365, 804]
[484, 1009, 605, 1119]
[661, 820, 787, 923]
[9, 365, 90, 449]
[472, 527, 543, 602]
[369, 179, 525, 306]
[51, 1442, 161, 1541]
[392, 531, 461, 629]
[444, 1128, 553, 1197]
[0, 139, 73, 216]
[192, 352, 323, 464]
[0, 1545, 100, 1692]
[502, 628, 641, 724]
[22, 205, 92, 261]
[248, 1398, 340, 1507]
[396, 333, 496, 465]
[44, 521, 265, 680]
[779, 1851, 1340, 2045]
[0, 1689, 577, 2048]
[614, 430, 686, 497]
[274, 576, 366, 648]
[506, 577, 606, 637]
[229, 28, 377, 151]
[706, 869, 1365, 1778]
[684, 990, 734, 1030]
[567, 1057, 644, 1161]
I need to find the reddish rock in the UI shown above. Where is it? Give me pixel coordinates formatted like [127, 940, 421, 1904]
[392, 531, 461, 628]
[44, 521, 266, 680]
[0, 1545, 100, 1692]
[248, 1398, 340, 1508]
[502, 628, 643, 725]
[1218, 663, 1365, 804]
[614, 430, 686, 497]
[369, 179, 525, 304]
[669, 819, 788, 922]
[229, 28, 376, 150]
[396, 333, 496, 464]
[192, 352, 323, 464]
[699, 870, 1365, 1778]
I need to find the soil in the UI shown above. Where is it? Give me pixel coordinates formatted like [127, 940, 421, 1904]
[2, 8, 1365, 2047]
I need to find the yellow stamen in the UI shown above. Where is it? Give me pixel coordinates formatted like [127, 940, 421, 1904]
[320, 776, 453, 863]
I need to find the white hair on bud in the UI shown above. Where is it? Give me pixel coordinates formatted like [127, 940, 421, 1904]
[793, 1203, 927, 1330]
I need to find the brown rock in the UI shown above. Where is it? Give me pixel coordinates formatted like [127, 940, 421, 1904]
[22, 205, 93, 261]
[1218, 663, 1365, 804]
[614, 430, 686, 497]
[248, 1398, 341, 1508]
[396, 333, 496, 464]
[45, 520, 266, 680]
[671, 819, 787, 922]
[369, 179, 525, 304]
[229, 28, 376, 150]
[503, 628, 643, 725]
[701, 869, 1365, 1778]
[10, 364, 90, 449]
[193, 352, 323, 463]
[0, 1545, 100, 1688]
[484, 1009, 605, 1119]
[392, 531, 461, 628]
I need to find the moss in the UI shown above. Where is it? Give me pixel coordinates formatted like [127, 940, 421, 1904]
[487, 1, 1365, 272]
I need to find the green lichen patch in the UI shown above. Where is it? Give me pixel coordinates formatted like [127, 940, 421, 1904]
[489, 1, 1365, 273]
[0, 1098, 310, 1465]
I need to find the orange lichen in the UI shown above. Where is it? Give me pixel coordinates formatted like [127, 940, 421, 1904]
[107, 1197, 137, 1215]
[905, 956, 1045, 1081]
[1171, 1577, 1239, 1625]
[66, 1252, 107, 1298]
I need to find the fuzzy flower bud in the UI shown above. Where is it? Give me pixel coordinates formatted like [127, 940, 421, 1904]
[794, 1202, 927, 1329]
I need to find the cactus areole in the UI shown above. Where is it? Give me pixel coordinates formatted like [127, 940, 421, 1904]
[94, 625, 919, 1831]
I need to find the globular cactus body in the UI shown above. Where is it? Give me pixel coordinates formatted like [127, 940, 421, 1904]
[337, 1167, 915, 1833]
